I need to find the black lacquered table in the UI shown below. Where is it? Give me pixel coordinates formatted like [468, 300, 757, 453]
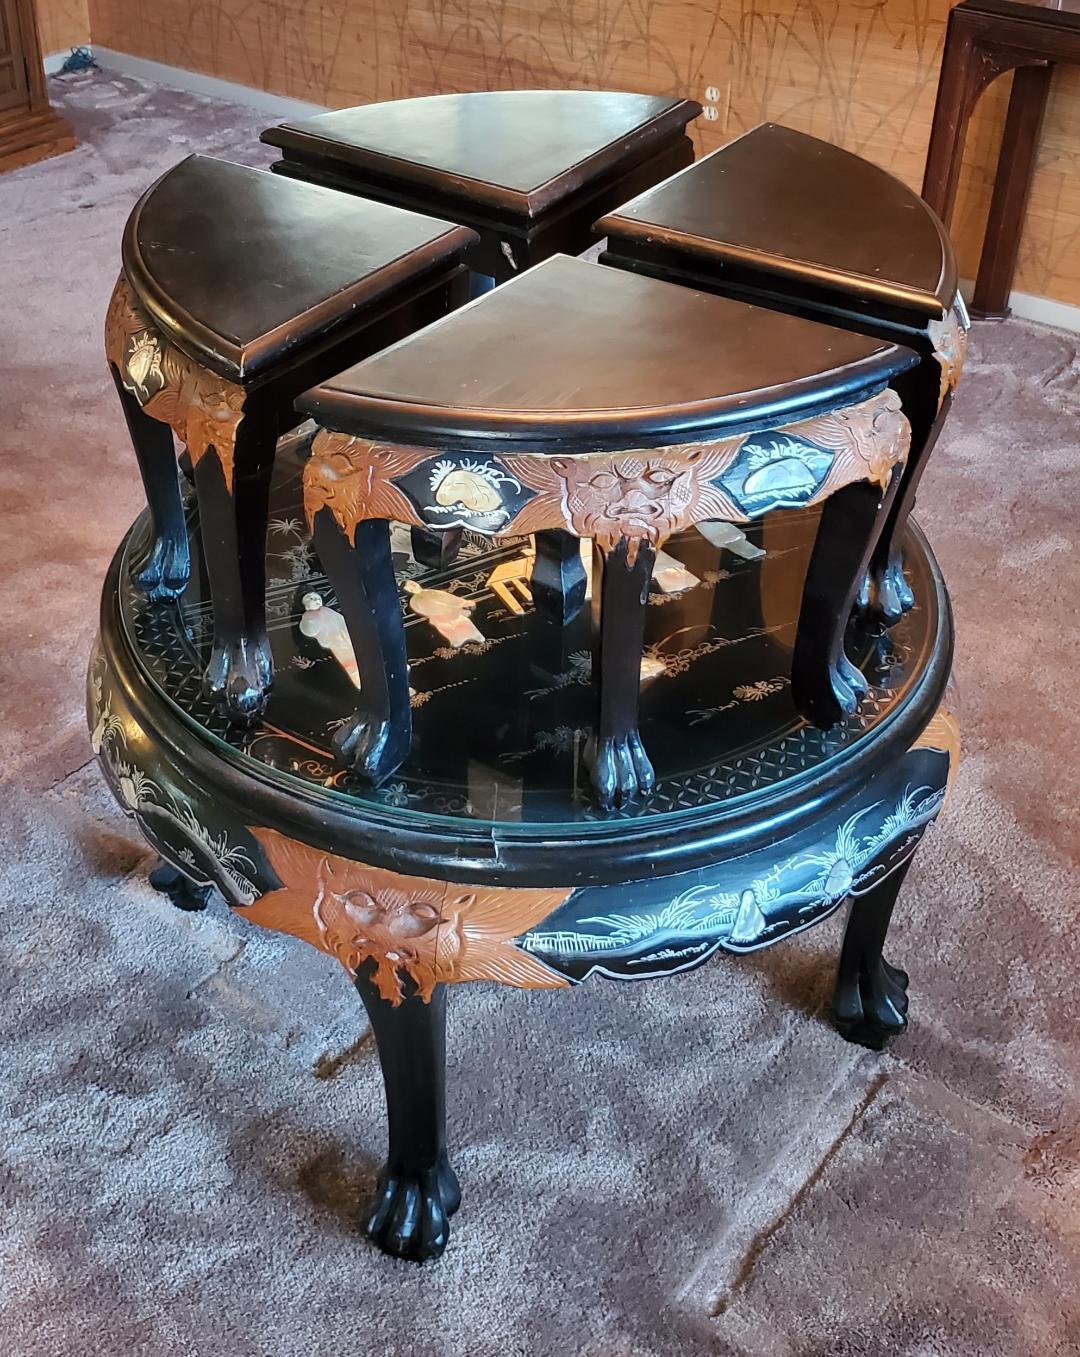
[89, 438, 956, 1261]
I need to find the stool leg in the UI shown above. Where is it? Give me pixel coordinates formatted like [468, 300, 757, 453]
[532, 530, 587, 625]
[148, 858, 213, 912]
[354, 966, 460, 1263]
[111, 368, 190, 602]
[195, 415, 276, 724]
[590, 537, 656, 808]
[971, 62, 1054, 321]
[312, 510, 412, 785]
[833, 855, 914, 1050]
[859, 374, 947, 627]
[410, 525, 463, 571]
[793, 474, 899, 727]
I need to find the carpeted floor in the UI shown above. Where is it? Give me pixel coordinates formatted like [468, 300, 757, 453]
[1, 68, 1079, 1357]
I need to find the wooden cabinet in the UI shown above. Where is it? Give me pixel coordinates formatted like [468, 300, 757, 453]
[0, 0, 73, 173]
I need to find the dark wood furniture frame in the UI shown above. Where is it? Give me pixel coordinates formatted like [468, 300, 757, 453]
[922, 0, 1080, 319]
[0, 0, 74, 172]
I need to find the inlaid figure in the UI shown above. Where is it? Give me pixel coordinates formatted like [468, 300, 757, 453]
[106, 154, 473, 721]
[296, 255, 918, 806]
[598, 122, 969, 629]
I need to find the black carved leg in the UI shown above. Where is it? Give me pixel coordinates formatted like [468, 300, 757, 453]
[792, 473, 900, 727]
[859, 376, 948, 628]
[354, 965, 460, 1263]
[110, 367, 189, 602]
[832, 856, 914, 1050]
[590, 538, 656, 808]
[312, 510, 412, 784]
[531, 530, 587, 625]
[410, 526, 463, 571]
[148, 858, 213, 912]
[195, 414, 276, 724]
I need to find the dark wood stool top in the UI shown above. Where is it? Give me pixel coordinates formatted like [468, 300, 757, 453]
[301, 253, 914, 450]
[122, 154, 476, 383]
[262, 90, 700, 280]
[598, 123, 956, 333]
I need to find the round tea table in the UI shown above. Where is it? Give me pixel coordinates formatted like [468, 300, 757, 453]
[88, 439, 956, 1262]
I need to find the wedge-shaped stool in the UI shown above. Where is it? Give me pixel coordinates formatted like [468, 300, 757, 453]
[598, 123, 969, 626]
[262, 89, 701, 288]
[298, 255, 917, 807]
[105, 154, 474, 721]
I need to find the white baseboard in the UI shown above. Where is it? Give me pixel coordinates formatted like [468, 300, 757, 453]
[958, 276, 1080, 334]
[91, 45, 327, 118]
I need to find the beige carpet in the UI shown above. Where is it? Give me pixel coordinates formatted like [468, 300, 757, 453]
[1, 68, 1078, 1357]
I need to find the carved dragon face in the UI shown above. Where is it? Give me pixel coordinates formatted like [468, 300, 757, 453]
[315, 881, 449, 1000]
[552, 455, 698, 551]
[303, 441, 371, 534]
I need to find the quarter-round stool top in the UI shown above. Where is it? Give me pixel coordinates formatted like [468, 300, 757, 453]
[120, 154, 475, 382]
[300, 253, 917, 451]
[597, 123, 957, 329]
[262, 90, 701, 221]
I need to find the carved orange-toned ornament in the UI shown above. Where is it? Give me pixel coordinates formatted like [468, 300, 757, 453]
[302, 388, 910, 558]
[928, 304, 968, 410]
[105, 274, 246, 492]
[245, 828, 571, 1004]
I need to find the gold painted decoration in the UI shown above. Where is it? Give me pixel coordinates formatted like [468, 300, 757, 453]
[911, 704, 961, 804]
[105, 274, 246, 492]
[303, 389, 910, 557]
[246, 828, 572, 1004]
[928, 301, 969, 410]
[303, 432, 419, 536]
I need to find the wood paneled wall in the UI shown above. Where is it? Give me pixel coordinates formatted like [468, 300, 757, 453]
[84, 0, 1080, 306]
[37, 0, 89, 53]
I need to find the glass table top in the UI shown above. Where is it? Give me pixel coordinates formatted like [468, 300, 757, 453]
[119, 435, 941, 831]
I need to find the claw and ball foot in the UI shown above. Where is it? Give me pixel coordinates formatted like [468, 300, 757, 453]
[355, 966, 458, 1263]
[193, 416, 277, 725]
[148, 858, 213, 912]
[858, 553, 914, 630]
[592, 538, 657, 808]
[833, 856, 914, 1050]
[203, 634, 274, 725]
[364, 1155, 462, 1262]
[793, 475, 898, 729]
[313, 510, 413, 787]
[111, 368, 191, 603]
